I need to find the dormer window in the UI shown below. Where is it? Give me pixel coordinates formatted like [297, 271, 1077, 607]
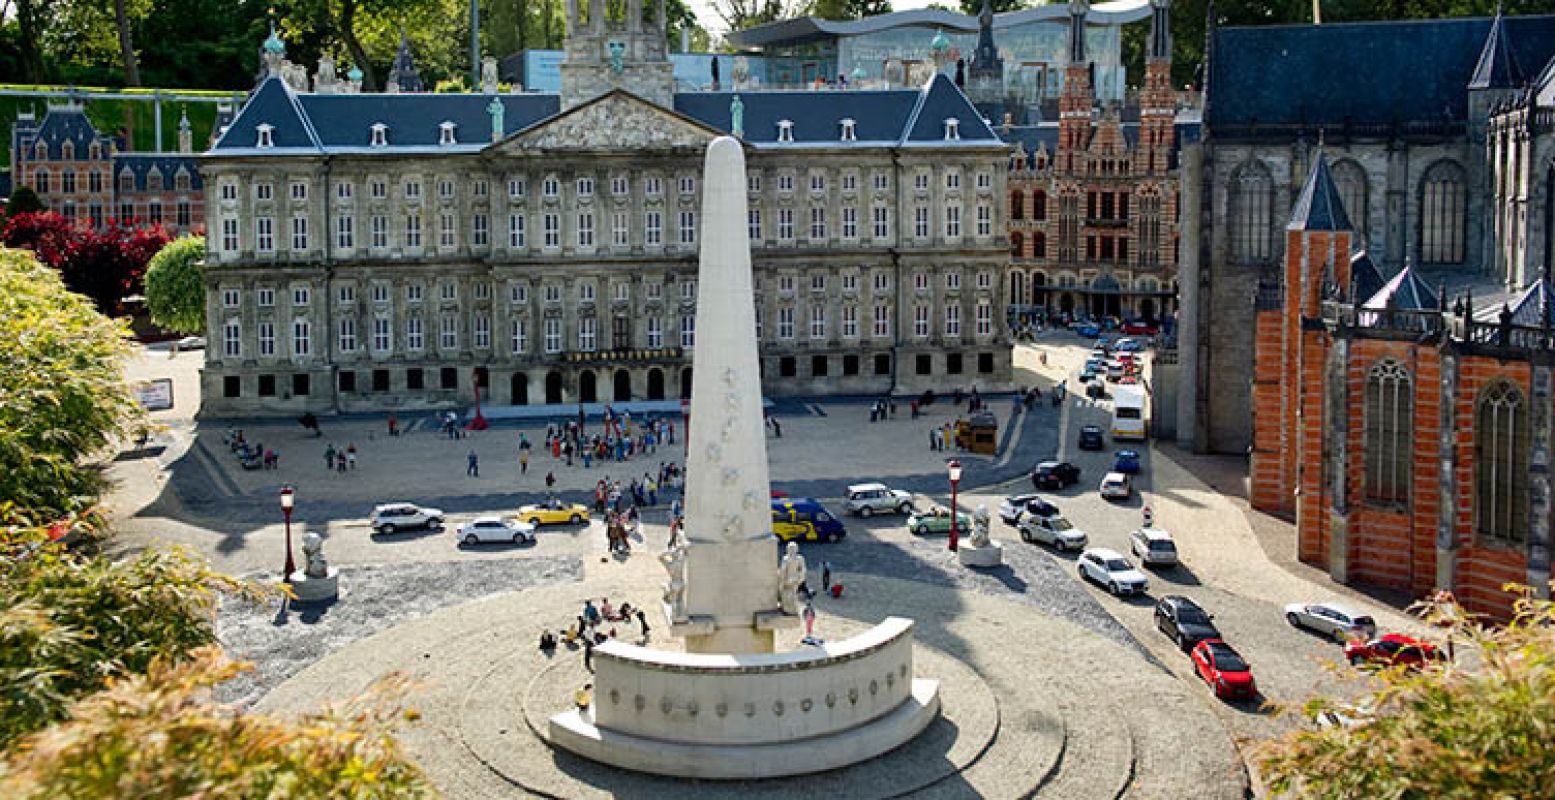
[61, 141, 74, 160]
[438, 121, 456, 146]
[34, 142, 46, 160]
[839, 118, 857, 142]
[777, 119, 794, 143]
[89, 142, 100, 159]
[256, 124, 274, 148]
[370, 123, 388, 147]
[943, 118, 960, 141]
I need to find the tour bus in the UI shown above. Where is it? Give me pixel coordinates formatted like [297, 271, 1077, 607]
[1112, 385, 1148, 441]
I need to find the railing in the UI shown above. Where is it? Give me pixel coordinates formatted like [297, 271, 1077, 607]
[563, 347, 684, 364]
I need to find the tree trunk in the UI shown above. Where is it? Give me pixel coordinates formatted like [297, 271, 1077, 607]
[114, 0, 142, 86]
[337, 0, 377, 91]
[15, 0, 48, 83]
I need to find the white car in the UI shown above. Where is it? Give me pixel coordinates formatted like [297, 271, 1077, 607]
[1077, 547, 1149, 596]
[1099, 472, 1132, 500]
[456, 516, 536, 545]
[1018, 515, 1088, 551]
[1284, 602, 1378, 642]
[369, 502, 445, 534]
[842, 483, 915, 517]
[998, 493, 1061, 526]
[1129, 527, 1179, 567]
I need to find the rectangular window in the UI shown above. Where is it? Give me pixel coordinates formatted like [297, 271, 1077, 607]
[256, 217, 274, 252]
[370, 284, 388, 303]
[257, 288, 276, 307]
[873, 172, 889, 191]
[406, 317, 424, 351]
[947, 353, 963, 375]
[508, 178, 525, 198]
[370, 179, 387, 199]
[944, 205, 961, 238]
[842, 173, 857, 191]
[976, 301, 992, 335]
[841, 206, 857, 239]
[811, 274, 825, 292]
[778, 307, 794, 339]
[874, 353, 891, 375]
[258, 374, 276, 396]
[438, 179, 455, 199]
[290, 181, 307, 201]
[293, 319, 311, 357]
[678, 210, 696, 245]
[576, 176, 594, 196]
[579, 316, 596, 352]
[373, 318, 391, 352]
[223, 375, 241, 398]
[510, 318, 528, 353]
[544, 318, 562, 353]
[440, 282, 457, 302]
[404, 179, 421, 199]
[338, 317, 357, 352]
[842, 305, 858, 338]
[577, 212, 595, 247]
[220, 183, 237, 201]
[473, 213, 489, 247]
[748, 208, 761, 241]
[223, 320, 241, 357]
[336, 214, 354, 249]
[947, 272, 961, 290]
[680, 314, 695, 347]
[256, 183, 273, 201]
[222, 288, 241, 308]
[544, 285, 561, 303]
[292, 286, 310, 306]
[509, 213, 526, 248]
[810, 305, 826, 339]
[778, 208, 794, 240]
[874, 272, 889, 292]
[337, 181, 354, 200]
[613, 212, 629, 247]
[407, 284, 423, 303]
[441, 367, 458, 390]
[543, 213, 560, 248]
[473, 314, 491, 350]
[945, 304, 961, 336]
[914, 271, 929, 291]
[579, 283, 595, 303]
[292, 374, 310, 396]
[510, 284, 528, 304]
[338, 370, 356, 393]
[914, 305, 930, 338]
[748, 174, 761, 193]
[646, 316, 662, 348]
[371, 215, 388, 249]
[440, 315, 458, 350]
[372, 369, 389, 391]
[291, 215, 309, 250]
[976, 203, 991, 236]
[405, 213, 422, 248]
[843, 354, 859, 375]
[406, 368, 424, 390]
[439, 212, 457, 248]
[809, 206, 826, 239]
[873, 304, 890, 338]
[946, 172, 960, 190]
[810, 173, 826, 192]
[221, 219, 239, 252]
[678, 175, 695, 195]
[841, 274, 857, 292]
[338, 285, 356, 305]
[914, 206, 929, 239]
[258, 322, 275, 356]
[645, 176, 662, 196]
[612, 175, 629, 196]
[681, 280, 696, 300]
[646, 281, 662, 300]
[872, 206, 889, 239]
[645, 211, 662, 245]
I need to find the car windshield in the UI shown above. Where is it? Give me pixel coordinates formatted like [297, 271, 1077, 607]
[1352, 616, 1375, 627]
[1150, 541, 1176, 552]
[1178, 608, 1211, 625]
[1048, 518, 1073, 531]
[1105, 559, 1131, 571]
[1210, 647, 1248, 672]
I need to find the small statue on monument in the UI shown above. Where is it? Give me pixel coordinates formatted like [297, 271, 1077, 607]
[778, 541, 807, 614]
[970, 505, 991, 549]
[660, 540, 688, 622]
[302, 531, 330, 578]
[730, 94, 744, 139]
[481, 55, 499, 94]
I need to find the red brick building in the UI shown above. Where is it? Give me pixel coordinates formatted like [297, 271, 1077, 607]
[1251, 152, 1550, 619]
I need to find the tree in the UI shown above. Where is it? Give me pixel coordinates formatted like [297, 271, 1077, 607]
[0, 248, 140, 521]
[958, 0, 1021, 13]
[710, 0, 807, 31]
[2, 212, 170, 314]
[810, 0, 892, 20]
[144, 236, 206, 335]
[1259, 588, 1555, 800]
[3, 187, 47, 221]
[0, 646, 433, 799]
[113, 0, 144, 85]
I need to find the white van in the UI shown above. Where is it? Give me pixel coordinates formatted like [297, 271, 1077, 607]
[1112, 385, 1147, 440]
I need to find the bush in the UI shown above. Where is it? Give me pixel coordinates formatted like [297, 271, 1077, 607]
[0, 647, 434, 799]
[0, 247, 140, 520]
[144, 236, 207, 334]
[1258, 586, 1555, 799]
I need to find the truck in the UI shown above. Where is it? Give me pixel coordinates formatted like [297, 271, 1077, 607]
[1111, 385, 1147, 441]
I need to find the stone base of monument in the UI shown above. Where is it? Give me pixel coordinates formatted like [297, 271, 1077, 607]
[548, 616, 939, 779]
[287, 568, 340, 602]
[957, 542, 1004, 567]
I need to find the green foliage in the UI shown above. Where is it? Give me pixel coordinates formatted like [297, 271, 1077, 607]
[810, 0, 894, 21]
[3, 186, 46, 219]
[144, 235, 206, 335]
[958, 0, 1021, 14]
[0, 646, 434, 798]
[0, 247, 139, 520]
[0, 520, 262, 749]
[1259, 587, 1555, 800]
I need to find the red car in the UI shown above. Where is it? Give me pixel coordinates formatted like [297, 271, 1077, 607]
[1344, 634, 1443, 668]
[1191, 639, 1258, 701]
[1122, 320, 1159, 336]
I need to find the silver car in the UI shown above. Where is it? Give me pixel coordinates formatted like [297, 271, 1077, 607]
[455, 516, 536, 546]
[843, 483, 915, 517]
[370, 502, 444, 534]
[1284, 602, 1377, 642]
[1018, 515, 1088, 551]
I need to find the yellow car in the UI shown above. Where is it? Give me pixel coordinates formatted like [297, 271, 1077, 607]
[515, 499, 590, 526]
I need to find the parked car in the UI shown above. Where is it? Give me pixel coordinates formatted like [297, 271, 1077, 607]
[1019, 515, 1088, 551]
[369, 503, 445, 534]
[844, 483, 915, 517]
[1096, 335, 1113, 350]
[1191, 639, 1258, 701]
[1078, 425, 1105, 451]
[907, 505, 973, 536]
[516, 499, 590, 525]
[1115, 337, 1145, 352]
[456, 516, 535, 545]
[998, 493, 1061, 525]
[1084, 356, 1107, 373]
[1074, 323, 1101, 338]
[1099, 471, 1132, 500]
[1105, 361, 1126, 382]
[1122, 320, 1160, 336]
[1154, 595, 1221, 651]
[771, 498, 847, 543]
[1284, 602, 1378, 642]
[175, 335, 207, 350]
[1344, 634, 1444, 668]
[1077, 547, 1149, 596]
[1113, 449, 1142, 474]
[1129, 527, 1179, 567]
[1032, 460, 1082, 490]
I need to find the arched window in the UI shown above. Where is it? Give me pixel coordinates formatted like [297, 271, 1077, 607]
[1010, 231, 1024, 258]
[1032, 190, 1047, 221]
[1331, 159, 1368, 237]
[1364, 360, 1411, 504]
[1229, 160, 1273, 263]
[1475, 381, 1528, 545]
[1033, 231, 1047, 259]
[1011, 190, 1024, 220]
[1420, 160, 1467, 265]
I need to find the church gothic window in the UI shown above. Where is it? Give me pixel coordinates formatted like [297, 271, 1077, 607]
[1475, 381, 1528, 546]
[1363, 360, 1411, 504]
[1032, 190, 1047, 221]
[1331, 159, 1367, 238]
[1420, 160, 1466, 265]
[1229, 160, 1273, 264]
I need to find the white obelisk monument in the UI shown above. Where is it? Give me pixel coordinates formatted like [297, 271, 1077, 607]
[671, 136, 794, 654]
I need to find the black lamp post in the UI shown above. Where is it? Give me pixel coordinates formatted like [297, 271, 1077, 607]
[280, 485, 296, 578]
[947, 459, 962, 552]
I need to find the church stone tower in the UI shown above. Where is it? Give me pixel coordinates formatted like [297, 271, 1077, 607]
[560, 0, 674, 109]
[967, 0, 1005, 107]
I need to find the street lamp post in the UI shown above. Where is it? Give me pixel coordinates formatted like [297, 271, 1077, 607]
[947, 459, 962, 552]
[280, 486, 296, 578]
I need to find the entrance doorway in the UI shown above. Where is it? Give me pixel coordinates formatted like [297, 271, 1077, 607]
[580, 370, 598, 403]
[511, 373, 529, 405]
[1139, 298, 1156, 322]
[545, 371, 563, 404]
[647, 368, 665, 400]
[680, 367, 693, 399]
[614, 369, 632, 401]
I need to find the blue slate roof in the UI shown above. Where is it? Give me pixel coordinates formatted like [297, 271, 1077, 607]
[1363, 262, 1437, 312]
[113, 153, 204, 191]
[1209, 15, 1555, 130]
[1468, 12, 1523, 89]
[1350, 249, 1386, 303]
[15, 105, 115, 161]
[299, 93, 558, 151]
[1476, 277, 1554, 326]
[1288, 153, 1352, 231]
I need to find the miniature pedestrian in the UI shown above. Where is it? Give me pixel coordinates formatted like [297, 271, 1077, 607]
[584, 599, 601, 626]
[646, 476, 658, 506]
[546, 471, 557, 492]
[582, 638, 595, 672]
[772, 417, 782, 438]
[346, 444, 358, 470]
[387, 414, 399, 437]
[520, 451, 530, 474]
[336, 451, 348, 473]
[636, 609, 650, 639]
[822, 561, 833, 592]
[467, 450, 480, 477]
[324, 443, 336, 470]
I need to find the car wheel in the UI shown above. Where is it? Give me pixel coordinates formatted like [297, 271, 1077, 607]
[914, 524, 928, 535]
[860, 507, 873, 518]
[380, 524, 395, 534]
[529, 517, 542, 526]
[1348, 654, 1365, 667]
[898, 503, 913, 515]
[827, 532, 842, 543]
[1286, 612, 1302, 629]
[570, 514, 582, 524]
[1177, 632, 1189, 652]
[513, 533, 527, 544]
[463, 534, 479, 545]
[1109, 582, 1121, 595]
[1019, 529, 1032, 543]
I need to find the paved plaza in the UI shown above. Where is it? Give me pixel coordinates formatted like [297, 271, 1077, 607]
[105, 334, 1432, 797]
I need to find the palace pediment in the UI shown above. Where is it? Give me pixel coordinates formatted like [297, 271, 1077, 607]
[490, 90, 724, 154]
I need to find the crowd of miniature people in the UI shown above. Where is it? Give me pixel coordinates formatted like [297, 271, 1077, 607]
[223, 428, 280, 470]
[540, 596, 655, 675]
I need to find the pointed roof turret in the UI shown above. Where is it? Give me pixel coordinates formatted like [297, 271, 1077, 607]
[387, 30, 424, 93]
[1068, 0, 1089, 64]
[263, 24, 286, 55]
[1363, 260, 1436, 313]
[970, 0, 1002, 76]
[1469, 3, 1523, 90]
[1288, 152, 1353, 232]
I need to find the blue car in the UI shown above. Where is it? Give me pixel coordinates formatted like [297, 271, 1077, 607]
[1114, 449, 1142, 474]
[1074, 323, 1101, 338]
[1096, 336, 1113, 350]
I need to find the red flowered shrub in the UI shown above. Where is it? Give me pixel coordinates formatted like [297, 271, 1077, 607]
[2, 212, 171, 314]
